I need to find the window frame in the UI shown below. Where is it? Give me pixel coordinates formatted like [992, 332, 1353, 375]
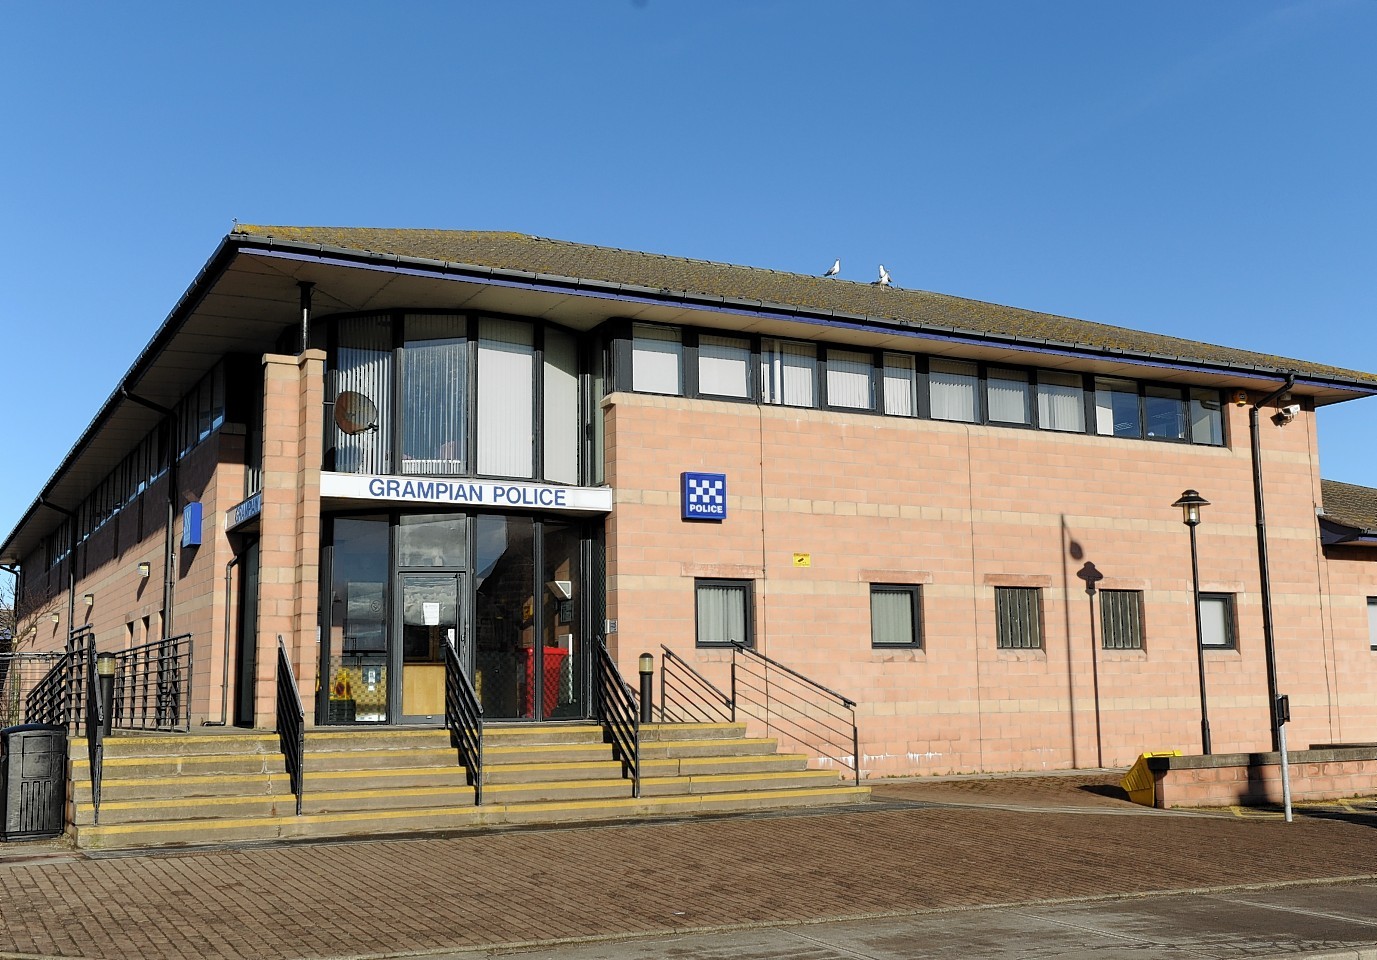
[1198, 593, 1237, 649]
[1100, 589, 1145, 650]
[694, 578, 755, 648]
[995, 586, 1043, 650]
[1367, 597, 1377, 651]
[870, 584, 923, 649]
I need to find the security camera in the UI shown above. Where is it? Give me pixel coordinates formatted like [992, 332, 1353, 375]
[1280, 403, 1301, 418]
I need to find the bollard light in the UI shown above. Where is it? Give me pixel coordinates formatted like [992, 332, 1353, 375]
[97, 652, 117, 737]
[638, 652, 654, 724]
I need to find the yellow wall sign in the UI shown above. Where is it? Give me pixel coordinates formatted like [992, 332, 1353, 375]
[793, 553, 811, 567]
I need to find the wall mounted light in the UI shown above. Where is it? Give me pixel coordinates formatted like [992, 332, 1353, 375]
[83, 593, 94, 607]
[137, 562, 151, 579]
[50, 613, 60, 624]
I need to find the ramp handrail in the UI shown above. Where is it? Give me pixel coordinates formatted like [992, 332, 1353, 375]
[109, 633, 194, 732]
[594, 638, 640, 797]
[731, 642, 861, 787]
[83, 641, 104, 825]
[444, 636, 484, 805]
[275, 637, 305, 816]
[658, 644, 733, 723]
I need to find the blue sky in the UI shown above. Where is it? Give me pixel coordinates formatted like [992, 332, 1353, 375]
[1, 1, 1374, 544]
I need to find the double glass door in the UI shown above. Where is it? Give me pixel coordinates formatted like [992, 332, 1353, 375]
[321, 513, 586, 725]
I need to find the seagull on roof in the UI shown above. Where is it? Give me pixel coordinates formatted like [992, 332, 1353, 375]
[874, 264, 892, 287]
[822, 258, 840, 278]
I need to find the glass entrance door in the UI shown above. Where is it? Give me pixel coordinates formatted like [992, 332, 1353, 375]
[398, 573, 460, 722]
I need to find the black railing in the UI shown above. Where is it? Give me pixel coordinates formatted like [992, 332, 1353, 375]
[731, 642, 861, 787]
[444, 637, 484, 805]
[594, 638, 640, 798]
[1, 652, 65, 728]
[83, 641, 104, 825]
[109, 633, 193, 732]
[659, 644, 733, 723]
[24, 629, 94, 730]
[275, 637, 305, 816]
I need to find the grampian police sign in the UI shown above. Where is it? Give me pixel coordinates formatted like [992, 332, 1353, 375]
[319, 472, 613, 514]
[681, 472, 727, 521]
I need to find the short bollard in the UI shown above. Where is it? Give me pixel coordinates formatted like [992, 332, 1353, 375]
[638, 652, 654, 724]
[96, 652, 117, 736]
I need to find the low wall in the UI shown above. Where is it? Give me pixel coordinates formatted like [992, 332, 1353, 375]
[1147, 746, 1377, 809]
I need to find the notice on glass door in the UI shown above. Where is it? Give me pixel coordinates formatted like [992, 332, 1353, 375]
[423, 602, 441, 626]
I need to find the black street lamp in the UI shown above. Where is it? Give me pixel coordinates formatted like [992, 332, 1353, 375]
[1173, 489, 1212, 755]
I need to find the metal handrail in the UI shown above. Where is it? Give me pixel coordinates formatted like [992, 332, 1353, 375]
[731, 642, 861, 787]
[594, 638, 640, 797]
[659, 644, 732, 723]
[444, 637, 484, 805]
[83, 641, 103, 825]
[25, 653, 71, 728]
[275, 637, 305, 816]
[109, 633, 194, 731]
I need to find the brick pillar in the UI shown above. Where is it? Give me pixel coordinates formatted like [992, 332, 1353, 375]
[254, 350, 324, 726]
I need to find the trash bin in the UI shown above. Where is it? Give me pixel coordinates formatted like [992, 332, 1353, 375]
[1, 723, 68, 841]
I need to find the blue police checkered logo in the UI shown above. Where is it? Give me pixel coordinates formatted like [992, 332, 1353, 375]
[682, 472, 727, 521]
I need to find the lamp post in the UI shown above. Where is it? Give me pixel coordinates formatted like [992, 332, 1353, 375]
[1173, 489, 1212, 755]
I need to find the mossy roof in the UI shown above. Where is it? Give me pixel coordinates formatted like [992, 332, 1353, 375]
[1322, 479, 1377, 533]
[233, 225, 1377, 389]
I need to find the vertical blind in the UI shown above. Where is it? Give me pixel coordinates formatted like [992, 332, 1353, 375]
[826, 349, 872, 409]
[986, 368, 1030, 424]
[696, 581, 748, 645]
[871, 587, 918, 646]
[477, 318, 534, 478]
[402, 315, 466, 474]
[883, 353, 916, 416]
[333, 315, 393, 474]
[1368, 599, 1377, 649]
[1199, 596, 1232, 647]
[929, 359, 978, 422]
[1036, 372, 1085, 432]
[761, 339, 816, 407]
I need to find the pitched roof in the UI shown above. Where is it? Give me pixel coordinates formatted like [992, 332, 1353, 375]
[1321, 479, 1377, 534]
[234, 225, 1377, 389]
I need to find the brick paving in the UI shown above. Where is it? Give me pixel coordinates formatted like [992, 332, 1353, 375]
[3, 776, 1377, 960]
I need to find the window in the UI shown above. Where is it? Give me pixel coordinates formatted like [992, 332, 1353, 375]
[542, 327, 580, 484]
[871, 585, 922, 647]
[1190, 388, 1224, 445]
[825, 349, 873, 410]
[695, 579, 753, 647]
[1100, 590, 1144, 650]
[1199, 593, 1236, 649]
[1094, 377, 1142, 438]
[477, 318, 535, 478]
[698, 334, 751, 398]
[987, 368, 1031, 425]
[882, 353, 916, 416]
[929, 359, 978, 422]
[632, 324, 682, 395]
[995, 587, 1042, 649]
[760, 339, 816, 407]
[402, 314, 466, 475]
[1368, 598, 1377, 650]
[1037, 371, 1085, 432]
[1144, 385, 1187, 441]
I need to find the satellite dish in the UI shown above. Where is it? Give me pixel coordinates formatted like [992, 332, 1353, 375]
[334, 391, 379, 436]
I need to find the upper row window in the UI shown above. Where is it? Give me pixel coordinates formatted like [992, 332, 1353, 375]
[629, 324, 1225, 446]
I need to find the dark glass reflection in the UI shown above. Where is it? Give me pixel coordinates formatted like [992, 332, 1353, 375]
[474, 515, 535, 718]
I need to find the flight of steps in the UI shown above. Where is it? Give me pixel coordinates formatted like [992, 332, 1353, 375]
[70, 723, 868, 850]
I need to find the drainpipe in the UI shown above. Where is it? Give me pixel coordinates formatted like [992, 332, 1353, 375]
[1249, 372, 1295, 752]
[203, 553, 240, 726]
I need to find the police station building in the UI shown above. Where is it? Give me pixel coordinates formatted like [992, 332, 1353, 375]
[6, 225, 1377, 778]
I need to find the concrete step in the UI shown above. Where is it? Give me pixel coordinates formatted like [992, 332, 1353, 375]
[73, 764, 476, 804]
[95, 733, 281, 759]
[639, 722, 746, 742]
[483, 742, 618, 766]
[482, 759, 625, 785]
[640, 769, 844, 796]
[303, 747, 460, 771]
[305, 729, 451, 751]
[641, 752, 811, 777]
[72, 785, 872, 850]
[75, 752, 284, 780]
[637, 737, 779, 759]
